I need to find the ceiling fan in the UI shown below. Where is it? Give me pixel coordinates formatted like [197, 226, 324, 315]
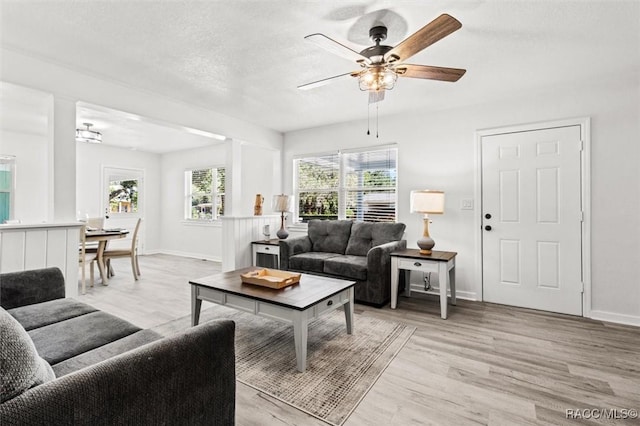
[298, 13, 466, 103]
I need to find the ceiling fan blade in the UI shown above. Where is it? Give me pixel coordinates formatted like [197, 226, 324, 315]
[395, 64, 466, 82]
[368, 90, 385, 104]
[384, 14, 462, 63]
[298, 71, 360, 90]
[305, 33, 372, 65]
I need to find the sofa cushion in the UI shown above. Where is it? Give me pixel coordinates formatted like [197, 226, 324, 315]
[323, 255, 368, 281]
[52, 329, 162, 377]
[289, 252, 341, 274]
[0, 307, 55, 403]
[29, 311, 142, 365]
[346, 222, 406, 256]
[0, 267, 65, 310]
[308, 219, 353, 254]
[8, 298, 98, 331]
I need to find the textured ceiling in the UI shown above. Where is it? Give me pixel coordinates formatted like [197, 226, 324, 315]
[1, 0, 639, 136]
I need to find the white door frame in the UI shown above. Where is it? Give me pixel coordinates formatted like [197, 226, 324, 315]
[474, 117, 591, 317]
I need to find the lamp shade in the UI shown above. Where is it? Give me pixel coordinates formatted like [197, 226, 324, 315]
[410, 190, 445, 214]
[272, 194, 292, 212]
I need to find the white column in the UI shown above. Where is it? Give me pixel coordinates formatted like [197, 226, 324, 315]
[52, 96, 77, 221]
[225, 138, 243, 217]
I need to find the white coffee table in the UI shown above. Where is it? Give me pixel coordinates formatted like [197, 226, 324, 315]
[190, 268, 355, 372]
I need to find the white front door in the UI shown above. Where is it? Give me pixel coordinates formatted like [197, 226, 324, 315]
[481, 125, 583, 315]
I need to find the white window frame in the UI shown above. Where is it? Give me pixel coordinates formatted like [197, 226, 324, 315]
[184, 166, 225, 222]
[293, 144, 398, 224]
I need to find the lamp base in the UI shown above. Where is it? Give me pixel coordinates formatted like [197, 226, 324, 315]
[276, 228, 289, 239]
[416, 236, 435, 255]
[277, 211, 288, 239]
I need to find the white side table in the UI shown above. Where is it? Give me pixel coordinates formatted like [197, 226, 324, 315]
[390, 249, 457, 319]
[251, 239, 281, 268]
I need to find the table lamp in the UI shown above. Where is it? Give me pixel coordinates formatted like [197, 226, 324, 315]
[410, 190, 445, 255]
[273, 194, 292, 239]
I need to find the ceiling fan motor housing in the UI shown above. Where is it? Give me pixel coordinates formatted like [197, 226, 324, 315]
[360, 44, 393, 62]
[361, 26, 393, 64]
[369, 26, 388, 43]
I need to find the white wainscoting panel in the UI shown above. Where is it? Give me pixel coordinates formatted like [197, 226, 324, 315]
[0, 222, 82, 298]
[221, 215, 280, 272]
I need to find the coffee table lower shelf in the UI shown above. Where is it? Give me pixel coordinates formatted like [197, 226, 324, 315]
[190, 275, 355, 373]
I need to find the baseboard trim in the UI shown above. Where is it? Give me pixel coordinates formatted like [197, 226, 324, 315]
[406, 285, 477, 301]
[146, 249, 221, 263]
[589, 310, 640, 327]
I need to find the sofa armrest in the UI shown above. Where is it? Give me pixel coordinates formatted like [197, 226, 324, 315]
[279, 236, 312, 270]
[0, 320, 236, 426]
[367, 240, 407, 287]
[0, 268, 66, 310]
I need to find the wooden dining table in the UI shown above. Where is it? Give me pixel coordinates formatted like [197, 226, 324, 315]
[85, 229, 129, 284]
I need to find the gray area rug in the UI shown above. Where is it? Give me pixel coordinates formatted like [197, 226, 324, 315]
[152, 305, 415, 425]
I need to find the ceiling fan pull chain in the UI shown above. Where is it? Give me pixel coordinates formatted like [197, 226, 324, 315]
[376, 102, 379, 138]
[367, 101, 371, 135]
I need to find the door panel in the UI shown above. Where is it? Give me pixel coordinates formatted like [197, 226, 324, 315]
[482, 125, 582, 315]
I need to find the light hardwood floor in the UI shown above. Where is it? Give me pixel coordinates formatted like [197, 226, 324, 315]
[78, 254, 640, 426]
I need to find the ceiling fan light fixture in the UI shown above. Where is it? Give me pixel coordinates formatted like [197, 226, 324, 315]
[76, 122, 102, 144]
[358, 68, 397, 91]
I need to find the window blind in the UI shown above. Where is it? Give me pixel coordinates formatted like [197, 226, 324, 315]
[343, 147, 397, 222]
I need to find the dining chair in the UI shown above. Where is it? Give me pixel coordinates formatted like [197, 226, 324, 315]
[78, 225, 98, 294]
[85, 217, 104, 251]
[86, 217, 105, 230]
[102, 218, 142, 281]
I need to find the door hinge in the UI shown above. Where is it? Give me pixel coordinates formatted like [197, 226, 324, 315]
[579, 140, 585, 151]
[580, 211, 584, 222]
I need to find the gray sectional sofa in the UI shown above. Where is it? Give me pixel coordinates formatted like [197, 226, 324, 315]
[279, 220, 406, 307]
[0, 267, 235, 425]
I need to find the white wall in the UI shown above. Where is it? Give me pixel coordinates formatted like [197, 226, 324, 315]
[0, 83, 52, 223]
[0, 130, 49, 223]
[159, 141, 283, 260]
[159, 143, 227, 260]
[76, 142, 161, 253]
[2, 49, 284, 223]
[284, 79, 640, 324]
[240, 143, 281, 216]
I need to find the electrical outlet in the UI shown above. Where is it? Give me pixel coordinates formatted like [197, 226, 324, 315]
[461, 199, 474, 210]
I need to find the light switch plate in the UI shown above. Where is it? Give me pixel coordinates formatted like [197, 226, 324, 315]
[461, 199, 474, 210]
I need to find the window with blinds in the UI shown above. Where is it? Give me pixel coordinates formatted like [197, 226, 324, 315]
[295, 153, 340, 222]
[343, 147, 397, 222]
[294, 146, 397, 223]
[185, 167, 225, 220]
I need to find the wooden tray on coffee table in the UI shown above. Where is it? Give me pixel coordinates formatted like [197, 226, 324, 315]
[240, 268, 301, 289]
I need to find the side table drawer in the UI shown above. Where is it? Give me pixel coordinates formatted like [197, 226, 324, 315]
[316, 289, 350, 316]
[255, 244, 279, 255]
[397, 258, 439, 273]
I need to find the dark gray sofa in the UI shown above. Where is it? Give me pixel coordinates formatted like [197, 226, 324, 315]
[279, 220, 406, 307]
[0, 267, 235, 425]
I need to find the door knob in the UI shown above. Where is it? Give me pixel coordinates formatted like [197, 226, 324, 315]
[485, 213, 492, 219]
[484, 225, 492, 231]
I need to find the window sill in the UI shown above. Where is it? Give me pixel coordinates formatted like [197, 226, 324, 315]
[180, 220, 222, 227]
[289, 223, 308, 231]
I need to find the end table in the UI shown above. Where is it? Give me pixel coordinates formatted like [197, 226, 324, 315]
[390, 249, 457, 319]
[251, 239, 281, 269]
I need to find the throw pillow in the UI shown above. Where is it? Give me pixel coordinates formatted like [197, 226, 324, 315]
[0, 307, 55, 403]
